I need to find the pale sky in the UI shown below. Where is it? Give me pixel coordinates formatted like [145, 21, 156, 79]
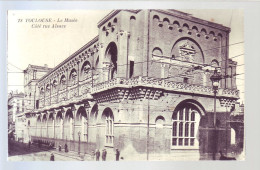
[7, 9, 244, 102]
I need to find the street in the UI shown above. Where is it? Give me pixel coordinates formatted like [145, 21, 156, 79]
[8, 140, 92, 161]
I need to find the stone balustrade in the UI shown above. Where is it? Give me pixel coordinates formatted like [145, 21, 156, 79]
[38, 76, 239, 109]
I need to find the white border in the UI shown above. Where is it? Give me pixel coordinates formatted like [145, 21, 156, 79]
[1, 1, 260, 170]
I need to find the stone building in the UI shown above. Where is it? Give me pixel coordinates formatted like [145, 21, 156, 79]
[8, 91, 25, 133]
[21, 10, 240, 160]
[23, 64, 52, 111]
[14, 64, 52, 142]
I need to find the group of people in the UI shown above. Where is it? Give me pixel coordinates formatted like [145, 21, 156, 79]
[93, 148, 121, 161]
[58, 144, 69, 152]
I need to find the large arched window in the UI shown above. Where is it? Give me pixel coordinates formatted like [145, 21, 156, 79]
[105, 42, 118, 80]
[60, 75, 66, 90]
[172, 104, 201, 149]
[102, 108, 114, 146]
[81, 61, 91, 81]
[52, 80, 58, 93]
[69, 69, 77, 86]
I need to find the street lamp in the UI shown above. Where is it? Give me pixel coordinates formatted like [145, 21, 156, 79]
[78, 131, 81, 155]
[210, 67, 222, 160]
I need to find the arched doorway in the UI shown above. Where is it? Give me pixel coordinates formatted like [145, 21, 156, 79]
[47, 113, 54, 138]
[42, 114, 47, 138]
[55, 111, 63, 139]
[102, 108, 114, 147]
[75, 106, 88, 142]
[64, 109, 73, 140]
[36, 115, 41, 137]
[89, 104, 98, 125]
[105, 42, 118, 80]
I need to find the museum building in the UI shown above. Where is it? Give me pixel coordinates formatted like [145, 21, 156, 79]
[20, 9, 239, 160]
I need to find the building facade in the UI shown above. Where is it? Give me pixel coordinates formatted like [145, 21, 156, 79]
[19, 10, 240, 160]
[8, 91, 25, 131]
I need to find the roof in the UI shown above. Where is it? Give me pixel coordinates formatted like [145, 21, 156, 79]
[38, 35, 99, 82]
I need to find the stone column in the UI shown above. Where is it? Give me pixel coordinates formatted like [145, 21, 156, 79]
[102, 62, 111, 82]
[117, 30, 130, 78]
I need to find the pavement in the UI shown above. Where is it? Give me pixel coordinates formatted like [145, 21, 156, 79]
[8, 140, 245, 161]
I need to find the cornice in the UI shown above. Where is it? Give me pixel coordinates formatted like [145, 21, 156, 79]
[152, 9, 231, 33]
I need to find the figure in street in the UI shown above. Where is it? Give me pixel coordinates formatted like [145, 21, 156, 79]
[65, 143, 68, 152]
[115, 148, 120, 161]
[102, 149, 107, 161]
[28, 140, 31, 149]
[96, 149, 100, 161]
[50, 153, 55, 161]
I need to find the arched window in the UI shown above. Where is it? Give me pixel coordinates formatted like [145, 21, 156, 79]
[105, 42, 118, 80]
[69, 69, 77, 86]
[152, 47, 163, 57]
[81, 61, 91, 80]
[52, 80, 58, 92]
[102, 108, 114, 146]
[172, 105, 200, 148]
[60, 75, 66, 90]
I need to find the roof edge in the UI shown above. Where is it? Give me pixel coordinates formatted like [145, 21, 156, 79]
[38, 35, 99, 83]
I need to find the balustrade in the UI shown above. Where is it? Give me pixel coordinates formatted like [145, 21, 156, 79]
[38, 76, 239, 109]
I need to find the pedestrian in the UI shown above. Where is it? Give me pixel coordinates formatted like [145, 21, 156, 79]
[58, 145, 62, 152]
[50, 153, 55, 161]
[95, 149, 100, 161]
[102, 149, 107, 161]
[65, 144, 68, 152]
[115, 148, 120, 161]
[28, 140, 31, 149]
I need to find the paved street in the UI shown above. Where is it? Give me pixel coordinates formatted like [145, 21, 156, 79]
[8, 140, 91, 161]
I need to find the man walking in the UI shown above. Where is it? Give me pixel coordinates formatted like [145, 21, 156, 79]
[96, 149, 100, 161]
[102, 149, 107, 161]
[115, 148, 120, 161]
[50, 153, 55, 161]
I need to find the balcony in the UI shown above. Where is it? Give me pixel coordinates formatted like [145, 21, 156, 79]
[38, 76, 239, 111]
[91, 76, 239, 99]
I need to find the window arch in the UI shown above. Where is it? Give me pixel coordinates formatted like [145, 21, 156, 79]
[69, 69, 77, 86]
[211, 59, 219, 68]
[105, 42, 118, 80]
[52, 80, 58, 92]
[153, 15, 160, 21]
[172, 104, 201, 149]
[60, 75, 66, 90]
[155, 116, 165, 128]
[81, 61, 91, 80]
[152, 47, 163, 56]
[102, 108, 114, 146]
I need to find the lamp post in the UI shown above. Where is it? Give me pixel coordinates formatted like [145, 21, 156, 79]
[78, 131, 81, 155]
[210, 67, 222, 160]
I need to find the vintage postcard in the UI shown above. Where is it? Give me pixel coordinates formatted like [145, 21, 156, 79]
[7, 9, 244, 161]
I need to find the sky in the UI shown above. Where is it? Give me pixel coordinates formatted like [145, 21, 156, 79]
[7, 9, 244, 102]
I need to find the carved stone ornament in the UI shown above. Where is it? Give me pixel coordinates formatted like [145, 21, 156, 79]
[178, 40, 196, 62]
